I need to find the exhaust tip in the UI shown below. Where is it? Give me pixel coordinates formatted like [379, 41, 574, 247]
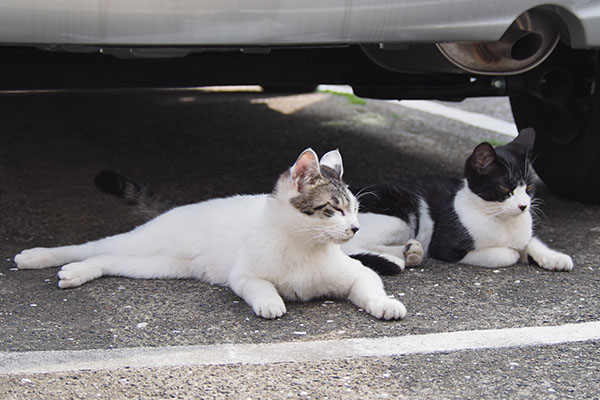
[437, 10, 559, 75]
[510, 32, 543, 61]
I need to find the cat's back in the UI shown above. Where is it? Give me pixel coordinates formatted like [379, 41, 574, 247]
[137, 194, 268, 252]
[358, 176, 461, 218]
[358, 176, 470, 262]
[162, 193, 267, 229]
[414, 176, 462, 216]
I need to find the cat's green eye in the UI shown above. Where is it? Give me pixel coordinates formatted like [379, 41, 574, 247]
[526, 184, 533, 192]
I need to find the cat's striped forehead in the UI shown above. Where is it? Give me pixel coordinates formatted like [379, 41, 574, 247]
[290, 173, 356, 217]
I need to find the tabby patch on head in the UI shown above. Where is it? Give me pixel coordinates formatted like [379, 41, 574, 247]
[290, 169, 354, 217]
[281, 148, 360, 243]
[287, 149, 357, 218]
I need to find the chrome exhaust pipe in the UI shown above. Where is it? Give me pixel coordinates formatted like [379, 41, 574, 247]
[437, 10, 560, 75]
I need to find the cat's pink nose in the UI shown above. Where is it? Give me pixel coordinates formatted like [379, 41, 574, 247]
[519, 204, 528, 211]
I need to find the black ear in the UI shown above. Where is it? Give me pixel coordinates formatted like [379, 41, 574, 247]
[468, 143, 497, 175]
[506, 127, 536, 158]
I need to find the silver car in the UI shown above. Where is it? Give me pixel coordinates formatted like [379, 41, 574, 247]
[1, 1, 599, 203]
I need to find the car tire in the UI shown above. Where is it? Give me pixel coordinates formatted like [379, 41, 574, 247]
[510, 44, 600, 204]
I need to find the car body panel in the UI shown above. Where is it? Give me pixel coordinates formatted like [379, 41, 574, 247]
[0, 1, 599, 48]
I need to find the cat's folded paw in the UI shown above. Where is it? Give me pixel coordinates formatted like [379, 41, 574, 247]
[404, 239, 424, 267]
[57, 262, 103, 289]
[15, 248, 56, 269]
[366, 297, 407, 320]
[252, 297, 286, 319]
[534, 251, 573, 272]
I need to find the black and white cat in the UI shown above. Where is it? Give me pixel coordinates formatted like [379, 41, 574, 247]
[15, 149, 407, 320]
[344, 128, 573, 273]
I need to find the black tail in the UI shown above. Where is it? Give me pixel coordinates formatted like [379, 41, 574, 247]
[94, 170, 130, 197]
[350, 253, 403, 275]
[94, 170, 176, 219]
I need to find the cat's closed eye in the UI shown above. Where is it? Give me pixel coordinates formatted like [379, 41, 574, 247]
[331, 205, 346, 216]
[313, 203, 346, 217]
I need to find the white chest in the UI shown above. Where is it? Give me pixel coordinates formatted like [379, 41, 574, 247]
[454, 187, 533, 251]
[245, 239, 352, 301]
[465, 212, 532, 250]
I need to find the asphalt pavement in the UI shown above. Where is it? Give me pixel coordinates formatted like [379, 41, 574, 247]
[1, 87, 599, 399]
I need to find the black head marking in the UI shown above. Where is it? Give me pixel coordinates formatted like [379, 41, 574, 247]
[465, 136, 534, 202]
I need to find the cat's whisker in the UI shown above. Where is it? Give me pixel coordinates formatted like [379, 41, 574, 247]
[355, 189, 379, 201]
[531, 196, 544, 206]
[530, 206, 546, 221]
[529, 198, 546, 220]
[291, 226, 335, 245]
[481, 205, 509, 217]
[354, 187, 369, 198]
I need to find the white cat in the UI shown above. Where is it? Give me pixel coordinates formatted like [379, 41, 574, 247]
[15, 149, 406, 320]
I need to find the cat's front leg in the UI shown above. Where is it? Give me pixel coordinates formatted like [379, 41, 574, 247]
[229, 276, 286, 319]
[364, 296, 407, 320]
[460, 247, 520, 268]
[526, 237, 573, 271]
[346, 261, 406, 320]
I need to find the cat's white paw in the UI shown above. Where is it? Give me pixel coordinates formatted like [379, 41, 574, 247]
[533, 251, 573, 272]
[57, 262, 103, 289]
[404, 239, 424, 267]
[366, 297, 407, 320]
[15, 248, 57, 269]
[252, 296, 287, 319]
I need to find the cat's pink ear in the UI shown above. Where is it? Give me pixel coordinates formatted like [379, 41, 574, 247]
[291, 148, 321, 190]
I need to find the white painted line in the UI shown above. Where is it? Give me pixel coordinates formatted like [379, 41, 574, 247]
[318, 84, 519, 137]
[390, 99, 519, 137]
[2, 321, 599, 375]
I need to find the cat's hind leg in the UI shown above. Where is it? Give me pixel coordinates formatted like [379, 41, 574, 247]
[342, 214, 422, 274]
[349, 240, 424, 275]
[57, 255, 186, 288]
[403, 239, 424, 267]
[350, 252, 405, 275]
[16, 227, 157, 270]
[366, 240, 424, 268]
[16, 244, 98, 270]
